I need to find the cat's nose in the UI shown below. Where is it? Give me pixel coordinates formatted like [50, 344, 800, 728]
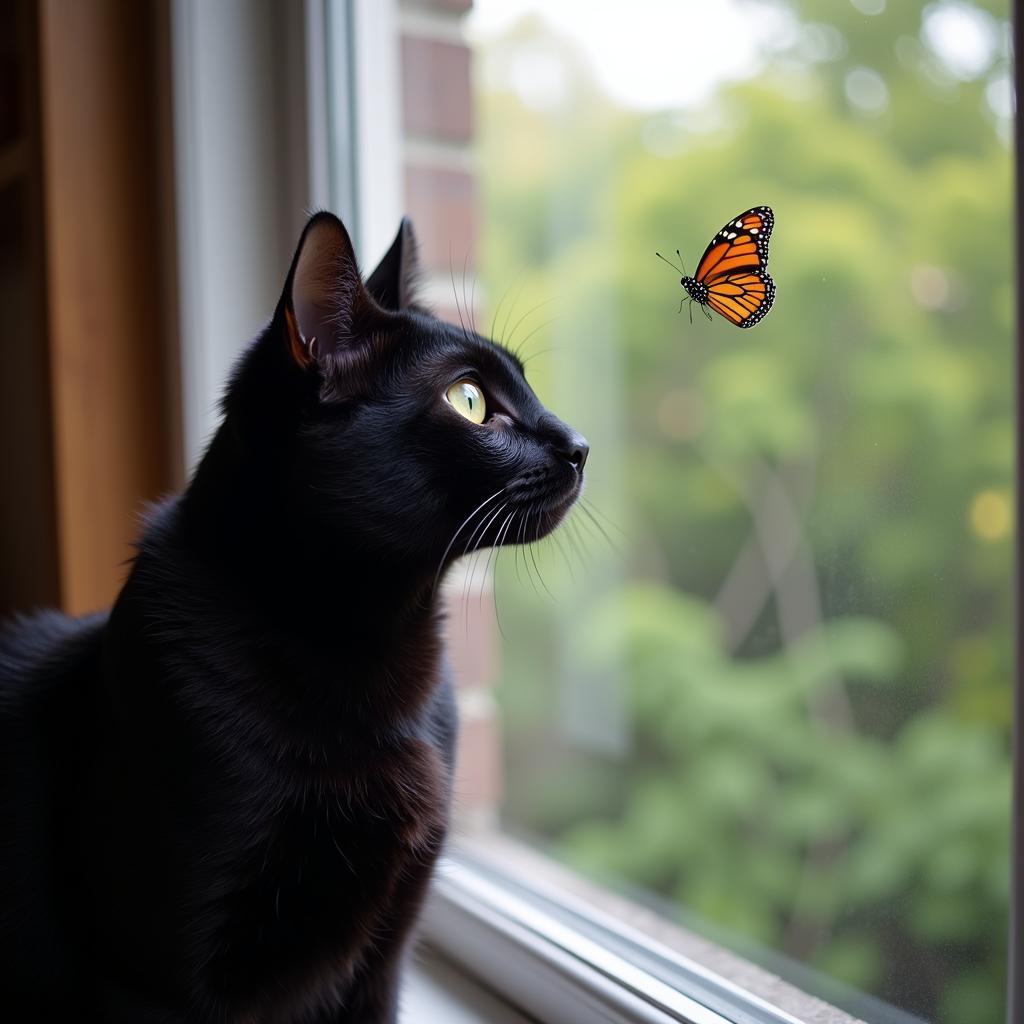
[539, 415, 589, 473]
[559, 430, 590, 472]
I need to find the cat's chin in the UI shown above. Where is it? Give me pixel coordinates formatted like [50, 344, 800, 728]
[520, 480, 582, 542]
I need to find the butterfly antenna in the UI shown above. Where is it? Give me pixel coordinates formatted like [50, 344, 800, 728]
[676, 249, 688, 277]
[655, 250, 683, 275]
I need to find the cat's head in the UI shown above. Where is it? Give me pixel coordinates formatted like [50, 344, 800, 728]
[226, 212, 587, 579]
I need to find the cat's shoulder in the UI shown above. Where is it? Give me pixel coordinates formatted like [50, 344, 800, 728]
[0, 608, 107, 713]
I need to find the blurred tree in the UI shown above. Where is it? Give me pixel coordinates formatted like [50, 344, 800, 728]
[473, 3, 1012, 1021]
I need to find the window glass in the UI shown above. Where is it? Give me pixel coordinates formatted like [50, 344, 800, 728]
[454, 2, 1014, 1022]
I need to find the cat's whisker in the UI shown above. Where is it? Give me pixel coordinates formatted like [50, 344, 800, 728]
[487, 549, 506, 642]
[464, 502, 507, 561]
[578, 499, 621, 552]
[514, 318, 563, 362]
[561, 520, 585, 577]
[568, 514, 592, 572]
[580, 497, 627, 538]
[505, 298, 555, 356]
[520, 345, 559, 367]
[432, 487, 507, 595]
[517, 503, 540, 596]
[499, 275, 529, 347]
[469, 257, 479, 337]
[460, 250, 470, 337]
[489, 270, 522, 344]
[448, 249, 463, 327]
[527, 509, 556, 600]
[549, 529, 575, 583]
[490, 508, 518, 589]
[436, 495, 504, 589]
[465, 540, 495, 637]
[461, 532, 486, 614]
[449, 245, 473, 348]
[486, 509, 518, 637]
[478, 514, 504, 613]
[572, 506, 602, 544]
[463, 502, 509, 608]
[461, 540, 482, 617]
[512, 508, 527, 585]
[461, 248, 478, 338]
[461, 248, 469, 325]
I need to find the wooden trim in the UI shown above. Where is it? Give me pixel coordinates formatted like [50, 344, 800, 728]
[0, 0, 61, 616]
[0, 140, 28, 189]
[37, 0, 172, 615]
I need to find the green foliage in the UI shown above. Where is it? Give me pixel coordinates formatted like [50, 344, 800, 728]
[476, 3, 1013, 1021]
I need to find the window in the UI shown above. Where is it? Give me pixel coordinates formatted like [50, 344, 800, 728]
[386, 2, 1015, 1023]
[171, 2, 1016, 1021]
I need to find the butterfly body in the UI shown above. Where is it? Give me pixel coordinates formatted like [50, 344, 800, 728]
[679, 276, 709, 305]
[659, 206, 776, 329]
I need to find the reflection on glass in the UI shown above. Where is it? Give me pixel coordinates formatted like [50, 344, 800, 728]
[462, 1, 1013, 1022]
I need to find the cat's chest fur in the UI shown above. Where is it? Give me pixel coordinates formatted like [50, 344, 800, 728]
[199, 731, 449, 1015]
[95, 556, 456, 1020]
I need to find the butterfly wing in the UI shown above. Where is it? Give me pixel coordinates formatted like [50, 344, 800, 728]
[693, 206, 775, 329]
[706, 270, 776, 328]
[693, 207, 773, 283]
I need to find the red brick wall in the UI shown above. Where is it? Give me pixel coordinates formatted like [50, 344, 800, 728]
[403, 165, 477, 272]
[401, 37, 473, 142]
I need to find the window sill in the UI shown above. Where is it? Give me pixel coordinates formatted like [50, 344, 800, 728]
[420, 836, 871, 1024]
[402, 948, 535, 1024]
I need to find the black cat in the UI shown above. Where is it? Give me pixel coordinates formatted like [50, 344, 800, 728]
[0, 212, 588, 1022]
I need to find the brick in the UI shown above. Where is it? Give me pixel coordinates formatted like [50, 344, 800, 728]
[455, 709, 502, 811]
[433, 303, 466, 329]
[404, 164, 477, 272]
[433, 303, 486, 333]
[405, 0, 473, 11]
[401, 36, 473, 142]
[443, 583, 497, 690]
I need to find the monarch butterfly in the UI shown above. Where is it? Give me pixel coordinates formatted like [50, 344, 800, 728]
[657, 206, 776, 328]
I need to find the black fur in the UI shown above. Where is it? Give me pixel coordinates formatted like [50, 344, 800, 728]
[0, 213, 587, 1022]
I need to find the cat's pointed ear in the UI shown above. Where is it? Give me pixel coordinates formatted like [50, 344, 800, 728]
[284, 212, 377, 370]
[365, 217, 424, 312]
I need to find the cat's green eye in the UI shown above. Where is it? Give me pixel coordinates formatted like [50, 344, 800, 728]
[445, 380, 487, 424]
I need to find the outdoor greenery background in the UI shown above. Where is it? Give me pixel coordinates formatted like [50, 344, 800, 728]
[467, 2, 1014, 1022]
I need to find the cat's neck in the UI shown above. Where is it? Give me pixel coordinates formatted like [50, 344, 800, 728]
[149, 420, 445, 731]
[183, 419, 436, 616]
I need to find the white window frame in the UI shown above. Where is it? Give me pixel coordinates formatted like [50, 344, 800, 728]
[426, 855, 805, 1024]
[169, 0, 401, 472]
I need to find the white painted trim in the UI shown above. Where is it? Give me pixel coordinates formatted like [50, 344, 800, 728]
[169, 0, 206, 475]
[403, 951, 533, 1024]
[323, 0, 360, 232]
[425, 859, 746, 1024]
[304, 0, 333, 212]
[352, 0, 404, 270]
[169, 0, 321, 472]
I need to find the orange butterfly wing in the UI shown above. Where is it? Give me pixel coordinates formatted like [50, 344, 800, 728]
[706, 271, 775, 328]
[695, 207, 776, 329]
